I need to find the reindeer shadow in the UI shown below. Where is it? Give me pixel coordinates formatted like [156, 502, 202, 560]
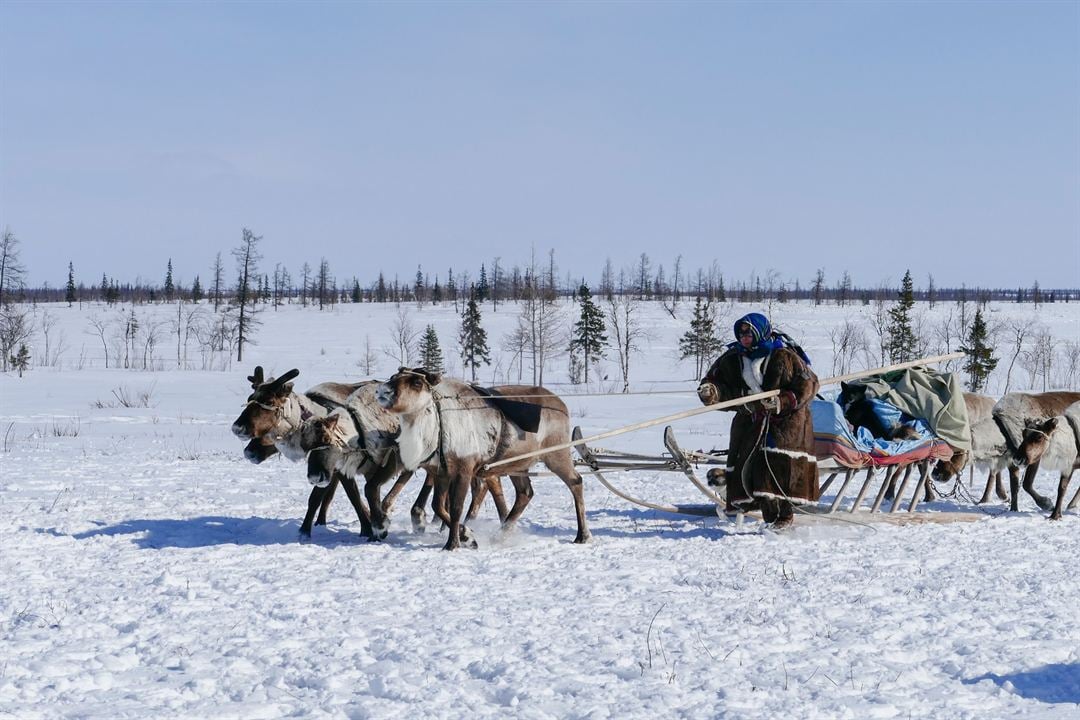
[964, 663, 1080, 704]
[56, 516, 368, 549]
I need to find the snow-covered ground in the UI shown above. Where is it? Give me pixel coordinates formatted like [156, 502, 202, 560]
[2, 298, 1079, 719]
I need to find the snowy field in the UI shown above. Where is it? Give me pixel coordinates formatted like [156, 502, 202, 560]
[1, 298, 1079, 719]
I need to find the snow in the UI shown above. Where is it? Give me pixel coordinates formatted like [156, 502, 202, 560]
[1, 298, 1079, 718]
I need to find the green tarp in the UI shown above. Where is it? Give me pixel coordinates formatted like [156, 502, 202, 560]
[846, 367, 971, 452]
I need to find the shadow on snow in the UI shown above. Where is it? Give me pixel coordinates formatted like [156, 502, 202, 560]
[965, 663, 1080, 705]
[54, 516, 368, 549]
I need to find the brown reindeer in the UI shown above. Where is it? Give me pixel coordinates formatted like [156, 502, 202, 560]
[376, 368, 590, 550]
[994, 391, 1080, 511]
[230, 366, 374, 538]
[1015, 402, 1080, 520]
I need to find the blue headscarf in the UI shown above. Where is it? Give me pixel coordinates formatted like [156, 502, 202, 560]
[728, 312, 811, 364]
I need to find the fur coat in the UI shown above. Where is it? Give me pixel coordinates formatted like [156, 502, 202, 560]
[698, 346, 821, 512]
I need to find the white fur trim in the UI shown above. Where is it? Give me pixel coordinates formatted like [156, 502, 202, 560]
[740, 356, 766, 393]
[753, 491, 813, 505]
[763, 447, 818, 463]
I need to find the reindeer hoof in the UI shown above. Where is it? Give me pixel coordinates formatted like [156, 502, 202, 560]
[1049, 513, 1062, 521]
[298, 530, 312, 543]
[459, 527, 479, 549]
[573, 531, 593, 544]
[1035, 496, 1055, 512]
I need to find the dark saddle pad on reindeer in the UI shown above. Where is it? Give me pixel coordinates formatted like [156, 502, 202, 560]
[470, 385, 542, 434]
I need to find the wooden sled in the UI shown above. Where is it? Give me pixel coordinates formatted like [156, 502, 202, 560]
[572, 425, 982, 526]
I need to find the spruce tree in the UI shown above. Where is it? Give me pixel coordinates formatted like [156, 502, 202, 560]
[476, 264, 489, 302]
[191, 275, 203, 303]
[679, 297, 724, 378]
[351, 279, 362, 303]
[886, 269, 918, 363]
[418, 324, 444, 374]
[65, 262, 77, 306]
[569, 283, 608, 383]
[164, 259, 175, 300]
[960, 308, 998, 393]
[10, 343, 30, 377]
[459, 290, 490, 383]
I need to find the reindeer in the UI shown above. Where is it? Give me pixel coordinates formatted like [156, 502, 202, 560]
[994, 391, 1080, 512]
[932, 392, 1011, 504]
[375, 368, 590, 550]
[230, 366, 374, 538]
[305, 403, 523, 539]
[1016, 402, 1080, 520]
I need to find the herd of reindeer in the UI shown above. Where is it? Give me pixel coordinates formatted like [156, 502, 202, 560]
[230, 365, 1080, 550]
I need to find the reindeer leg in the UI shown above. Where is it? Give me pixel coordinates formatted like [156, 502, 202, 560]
[544, 451, 592, 544]
[315, 475, 339, 527]
[430, 476, 453, 530]
[501, 474, 535, 529]
[995, 469, 1008, 500]
[1008, 465, 1021, 511]
[380, 470, 413, 516]
[976, 469, 995, 505]
[334, 470, 373, 538]
[410, 474, 435, 533]
[466, 476, 489, 521]
[1021, 461, 1054, 511]
[364, 463, 398, 541]
[300, 484, 327, 539]
[443, 473, 474, 551]
[483, 476, 510, 523]
[922, 460, 935, 502]
[1068, 481, 1080, 511]
[1049, 470, 1074, 520]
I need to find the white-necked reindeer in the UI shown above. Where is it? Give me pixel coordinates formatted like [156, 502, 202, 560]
[994, 391, 1080, 511]
[375, 367, 591, 550]
[1016, 402, 1080, 520]
[230, 367, 373, 538]
[933, 392, 1012, 504]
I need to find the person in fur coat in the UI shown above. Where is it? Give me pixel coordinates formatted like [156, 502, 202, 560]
[697, 313, 820, 527]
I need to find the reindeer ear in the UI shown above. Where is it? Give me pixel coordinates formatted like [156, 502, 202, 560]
[325, 414, 340, 430]
[1043, 417, 1060, 433]
[248, 366, 265, 388]
[425, 371, 442, 386]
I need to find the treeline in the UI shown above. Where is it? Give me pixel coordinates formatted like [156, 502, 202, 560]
[18, 253, 1080, 307]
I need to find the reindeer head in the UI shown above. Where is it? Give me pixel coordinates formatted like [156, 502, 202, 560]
[231, 368, 301, 440]
[932, 449, 968, 483]
[301, 410, 354, 487]
[377, 367, 441, 414]
[1019, 417, 1059, 466]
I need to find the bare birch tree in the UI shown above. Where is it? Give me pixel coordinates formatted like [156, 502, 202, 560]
[607, 294, 646, 393]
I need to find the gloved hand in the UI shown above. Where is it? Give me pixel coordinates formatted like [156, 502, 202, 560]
[697, 382, 719, 406]
[758, 395, 781, 414]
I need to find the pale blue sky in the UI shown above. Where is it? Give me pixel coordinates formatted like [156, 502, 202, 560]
[1, 1, 1077, 289]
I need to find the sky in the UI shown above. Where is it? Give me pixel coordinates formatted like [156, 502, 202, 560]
[1, 1, 1078, 290]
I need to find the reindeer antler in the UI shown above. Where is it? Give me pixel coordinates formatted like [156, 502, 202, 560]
[247, 366, 265, 389]
[267, 368, 301, 392]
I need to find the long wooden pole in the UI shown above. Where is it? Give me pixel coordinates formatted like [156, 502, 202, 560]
[485, 351, 965, 471]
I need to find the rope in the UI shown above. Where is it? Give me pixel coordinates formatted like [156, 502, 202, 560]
[485, 352, 965, 472]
